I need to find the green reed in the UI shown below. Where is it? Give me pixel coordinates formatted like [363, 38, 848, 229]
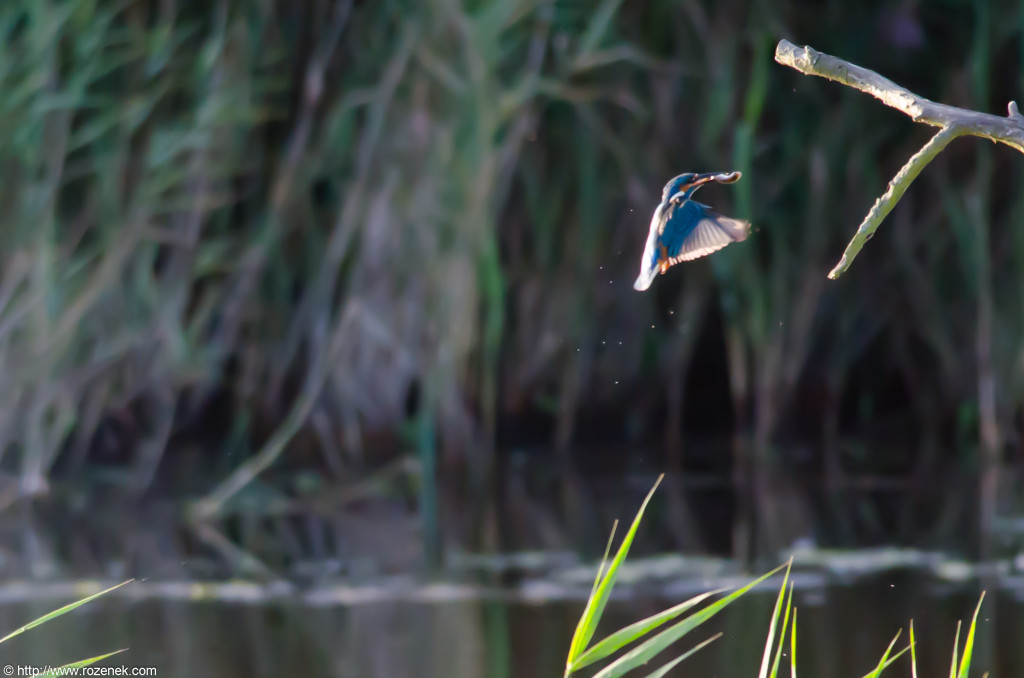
[0, 580, 131, 675]
[565, 478, 990, 677]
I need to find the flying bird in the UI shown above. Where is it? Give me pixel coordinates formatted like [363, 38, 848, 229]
[633, 171, 751, 292]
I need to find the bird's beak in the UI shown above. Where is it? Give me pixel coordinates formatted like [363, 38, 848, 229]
[692, 171, 742, 186]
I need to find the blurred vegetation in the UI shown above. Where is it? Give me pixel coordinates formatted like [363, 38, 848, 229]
[0, 0, 1023, 574]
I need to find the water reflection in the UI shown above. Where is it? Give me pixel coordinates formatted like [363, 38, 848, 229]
[0, 571, 1019, 677]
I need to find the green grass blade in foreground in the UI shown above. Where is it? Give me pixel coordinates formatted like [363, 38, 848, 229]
[956, 592, 985, 678]
[790, 608, 798, 678]
[948, 621, 962, 678]
[37, 650, 128, 677]
[0, 580, 133, 644]
[572, 589, 726, 671]
[910, 620, 917, 678]
[590, 520, 620, 600]
[861, 630, 911, 678]
[758, 561, 794, 678]
[766, 583, 795, 678]
[592, 562, 789, 678]
[640, 633, 722, 678]
[566, 474, 664, 671]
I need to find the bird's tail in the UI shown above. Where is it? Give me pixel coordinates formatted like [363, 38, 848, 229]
[633, 264, 658, 291]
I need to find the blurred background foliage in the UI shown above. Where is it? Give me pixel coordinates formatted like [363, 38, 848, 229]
[0, 0, 1023, 579]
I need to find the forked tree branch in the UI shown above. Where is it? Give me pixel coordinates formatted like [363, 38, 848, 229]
[774, 39, 1024, 279]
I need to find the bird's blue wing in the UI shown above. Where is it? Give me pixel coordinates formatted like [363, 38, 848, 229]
[661, 201, 750, 264]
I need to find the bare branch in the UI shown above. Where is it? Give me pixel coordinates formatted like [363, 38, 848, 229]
[774, 39, 1024, 278]
[775, 40, 1024, 152]
[828, 125, 961, 279]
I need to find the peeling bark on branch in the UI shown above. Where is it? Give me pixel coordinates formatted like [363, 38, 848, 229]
[774, 39, 1024, 278]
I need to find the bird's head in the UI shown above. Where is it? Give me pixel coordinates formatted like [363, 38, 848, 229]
[661, 171, 742, 203]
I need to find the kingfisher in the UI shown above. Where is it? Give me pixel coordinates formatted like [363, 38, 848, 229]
[633, 171, 751, 292]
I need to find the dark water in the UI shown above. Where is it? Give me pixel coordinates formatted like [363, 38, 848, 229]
[1, 570, 1021, 677]
[2, 468, 1023, 675]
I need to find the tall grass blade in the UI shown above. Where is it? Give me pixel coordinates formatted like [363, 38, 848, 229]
[640, 633, 723, 678]
[37, 650, 128, 677]
[861, 630, 910, 678]
[767, 583, 795, 678]
[565, 474, 664, 671]
[590, 519, 620, 600]
[0, 580, 133, 644]
[790, 608, 798, 678]
[956, 592, 986, 678]
[910, 619, 918, 678]
[591, 563, 788, 678]
[572, 589, 726, 671]
[758, 561, 793, 678]
[949, 621, 963, 678]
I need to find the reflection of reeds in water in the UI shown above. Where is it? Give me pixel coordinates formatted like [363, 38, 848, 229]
[0, 0, 1021, 566]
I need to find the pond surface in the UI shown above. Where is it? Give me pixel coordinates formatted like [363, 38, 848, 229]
[3, 467, 1023, 676]
[1, 563, 1021, 677]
